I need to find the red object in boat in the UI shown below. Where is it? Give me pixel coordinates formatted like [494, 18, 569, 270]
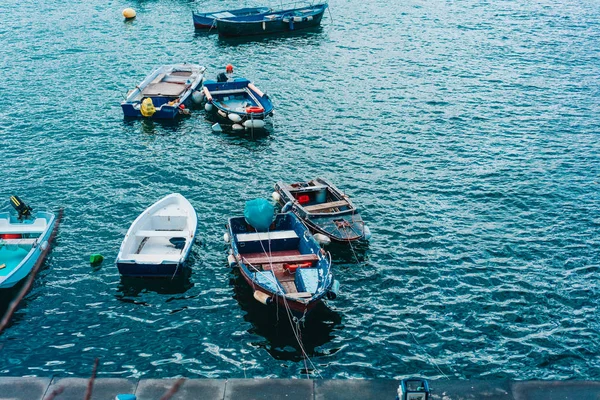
[246, 106, 264, 113]
[297, 194, 310, 204]
[1, 234, 21, 239]
[283, 262, 312, 273]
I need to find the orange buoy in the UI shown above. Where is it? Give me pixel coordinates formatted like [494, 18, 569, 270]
[245, 106, 264, 113]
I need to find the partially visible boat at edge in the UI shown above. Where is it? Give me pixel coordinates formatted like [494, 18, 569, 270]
[226, 206, 338, 315]
[203, 78, 274, 130]
[192, 7, 272, 29]
[274, 178, 370, 243]
[121, 64, 206, 119]
[116, 193, 197, 278]
[0, 196, 61, 289]
[215, 3, 328, 37]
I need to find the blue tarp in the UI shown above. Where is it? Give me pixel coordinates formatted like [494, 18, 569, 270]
[244, 198, 274, 232]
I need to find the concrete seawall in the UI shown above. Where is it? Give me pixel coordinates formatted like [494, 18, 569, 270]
[1, 377, 600, 400]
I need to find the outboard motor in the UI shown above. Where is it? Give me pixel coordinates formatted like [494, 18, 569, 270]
[396, 378, 430, 400]
[10, 195, 32, 219]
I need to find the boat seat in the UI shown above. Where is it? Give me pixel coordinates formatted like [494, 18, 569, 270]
[303, 199, 349, 212]
[252, 271, 284, 293]
[0, 238, 37, 247]
[242, 253, 319, 266]
[236, 230, 298, 242]
[150, 73, 166, 84]
[0, 219, 46, 234]
[286, 291, 313, 299]
[207, 88, 248, 96]
[287, 185, 328, 193]
[135, 230, 188, 238]
[295, 268, 320, 293]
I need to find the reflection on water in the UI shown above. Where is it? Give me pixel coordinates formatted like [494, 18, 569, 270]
[116, 269, 194, 300]
[215, 26, 326, 47]
[230, 271, 341, 364]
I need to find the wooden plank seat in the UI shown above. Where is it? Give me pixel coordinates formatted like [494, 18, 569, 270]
[135, 230, 188, 238]
[206, 88, 248, 96]
[0, 238, 37, 246]
[303, 199, 349, 212]
[0, 219, 46, 234]
[241, 253, 319, 266]
[236, 230, 298, 242]
[142, 82, 188, 97]
[286, 291, 313, 299]
[287, 185, 328, 193]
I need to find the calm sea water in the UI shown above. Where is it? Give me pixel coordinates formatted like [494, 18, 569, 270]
[0, 0, 599, 380]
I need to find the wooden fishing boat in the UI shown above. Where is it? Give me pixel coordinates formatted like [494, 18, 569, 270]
[0, 196, 60, 289]
[192, 7, 271, 29]
[116, 194, 197, 278]
[226, 204, 338, 315]
[203, 78, 274, 130]
[273, 178, 371, 243]
[215, 3, 328, 37]
[121, 64, 206, 119]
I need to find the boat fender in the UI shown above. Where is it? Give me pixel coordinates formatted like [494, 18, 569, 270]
[218, 110, 227, 118]
[327, 279, 340, 300]
[293, 16, 302, 22]
[205, 102, 213, 112]
[253, 291, 273, 305]
[307, 16, 313, 21]
[272, 191, 281, 202]
[211, 123, 222, 132]
[192, 90, 204, 104]
[223, 232, 230, 243]
[313, 233, 331, 246]
[228, 113, 242, 123]
[363, 225, 372, 240]
[243, 119, 265, 129]
[281, 201, 293, 213]
[140, 98, 156, 117]
[262, 21, 266, 30]
[232, 124, 244, 130]
[227, 254, 237, 268]
[40, 241, 48, 251]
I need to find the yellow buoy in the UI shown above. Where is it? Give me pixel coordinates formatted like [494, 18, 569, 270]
[140, 98, 156, 117]
[122, 8, 136, 20]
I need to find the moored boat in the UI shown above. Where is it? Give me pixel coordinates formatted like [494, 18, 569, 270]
[121, 64, 206, 119]
[192, 7, 271, 29]
[116, 193, 197, 278]
[273, 178, 371, 243]
[215, 3, 328, 37]
[0, 196, 60, 289]
[203, 78, 274, 130]
[226, 199, 338, 315]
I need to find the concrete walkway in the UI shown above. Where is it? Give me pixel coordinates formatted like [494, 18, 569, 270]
[1, 377, 600, 400]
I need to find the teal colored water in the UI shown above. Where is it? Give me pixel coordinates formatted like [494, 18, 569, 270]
[0, 0, 599, 380]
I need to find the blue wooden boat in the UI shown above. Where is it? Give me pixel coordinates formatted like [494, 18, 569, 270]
[192, 7, 271, 29]
[116, 194, 197, 278]
[274, 178, 371, 243]
[0, 197, 59, 289]
[121, 64, 206, 119]
[203, 78, 274, 130]
[226, 200, 338, 315]
[215, 3, 328, 37]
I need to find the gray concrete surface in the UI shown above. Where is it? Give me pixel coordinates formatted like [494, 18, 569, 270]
[0, 377, 599, 400]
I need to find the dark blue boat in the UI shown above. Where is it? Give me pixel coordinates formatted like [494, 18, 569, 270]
[192, 7, 271, 29]
[203, 78, 274, 130]
[215, 3, 328, 37]
[121, 64, 205, 119]
[274, 178, 371, 243]
[226, 201, 338, 315]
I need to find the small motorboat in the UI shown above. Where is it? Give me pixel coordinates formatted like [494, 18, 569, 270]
[273, 178, 371, 243]
[121, 64, 206, 119]
[215, 3, 328, 37]
[116, 194, 197, 278]
[226, 199, 339, 315]
[0, 196, 60, 289]
[203, 78, 274, 130]
[192, 7, 271, 29]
